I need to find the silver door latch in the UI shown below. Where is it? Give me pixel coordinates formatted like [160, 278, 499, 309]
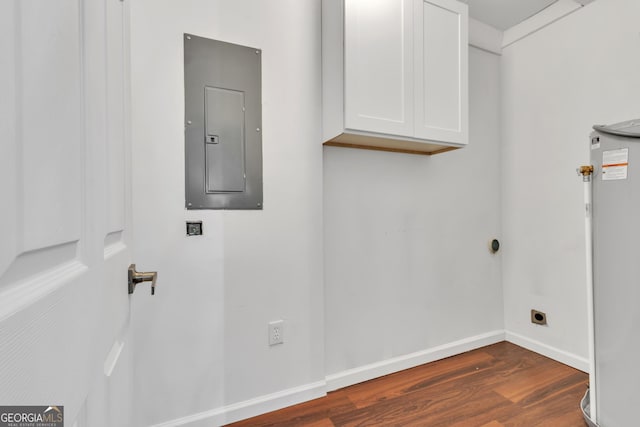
[128, 264, 157, 295]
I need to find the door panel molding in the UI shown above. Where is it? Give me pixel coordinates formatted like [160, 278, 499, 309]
[104, 231, 126, 259]
[0, 259, 86, 323]
[0, 241, 79, 289]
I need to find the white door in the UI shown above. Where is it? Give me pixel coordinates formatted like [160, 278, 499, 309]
[413, 0, 468, 144]
[0, 1, 143, 426]
[344, 0, 414, 137]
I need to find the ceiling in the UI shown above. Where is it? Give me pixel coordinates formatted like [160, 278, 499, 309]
[460, 0, 595, 31]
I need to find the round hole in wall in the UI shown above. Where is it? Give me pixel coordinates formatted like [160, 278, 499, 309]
[491, 239, 500, 253]
[534, 313, 544, 322]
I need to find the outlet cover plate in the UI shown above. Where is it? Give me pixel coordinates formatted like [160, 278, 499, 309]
[268, 320, 284, 346]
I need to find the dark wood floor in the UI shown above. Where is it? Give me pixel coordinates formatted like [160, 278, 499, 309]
[226, 342, 588, 427]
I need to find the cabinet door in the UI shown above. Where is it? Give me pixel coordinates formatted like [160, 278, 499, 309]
[414, 0, 468, 144]
[344, 0, 414, 137]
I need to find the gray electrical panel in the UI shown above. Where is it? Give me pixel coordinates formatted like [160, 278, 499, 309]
[184, 34, 262, 209]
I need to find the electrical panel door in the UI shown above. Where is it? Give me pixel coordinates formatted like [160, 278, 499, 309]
[184, 34, 262, 209]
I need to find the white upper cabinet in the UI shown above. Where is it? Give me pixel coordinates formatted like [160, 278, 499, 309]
[414, 0, 468, 144]
[323, 0, 468, 155]
[344, 0, 414, 137]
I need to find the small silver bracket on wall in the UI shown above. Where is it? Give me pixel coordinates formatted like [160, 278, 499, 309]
[186, 221, 203, 236]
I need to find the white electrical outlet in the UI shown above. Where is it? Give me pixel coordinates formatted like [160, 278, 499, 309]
[268, 320, 284, 346]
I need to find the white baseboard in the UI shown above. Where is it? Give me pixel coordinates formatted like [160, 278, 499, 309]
[505, 330, 589, 373]
[151, 330, 587, 426]
[150, 380, 327, 427]
[325, 330, 506, 392]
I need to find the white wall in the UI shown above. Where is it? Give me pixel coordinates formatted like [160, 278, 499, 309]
[501, 0, 640, 368]
[324, 46, 504, 384]
[126, 0, 640, 423]
[129, 1, 324, 425]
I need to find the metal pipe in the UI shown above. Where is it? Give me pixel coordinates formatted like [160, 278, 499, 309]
[578, 165, 597, 422]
